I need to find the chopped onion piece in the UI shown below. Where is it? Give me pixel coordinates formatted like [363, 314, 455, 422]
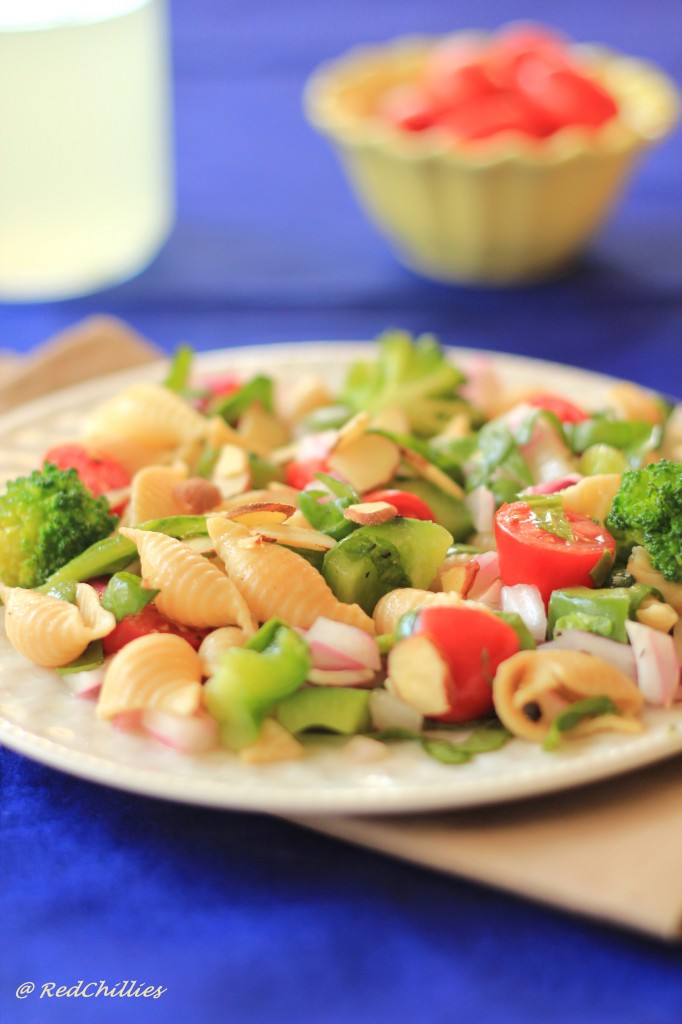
[519, 416, 576, 484]
[625, 620, 680, 708]
[306, 617, 381, 671]
[501, 584, 547, 642]
[142, 708, 220, 753]
[467, 550, 500, 601]
[307, 667, 376, 687]
[464, 485, 495, 535]
[369, 688, 424, 733]
[542, 631, 637, 681]
[62, 668, 104, 697]
[523, 474, 582, 496]
[113, 710, 143, 732]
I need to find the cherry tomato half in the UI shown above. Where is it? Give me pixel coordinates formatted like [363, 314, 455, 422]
[525, 393, 590, 424]
[44, 443, 130, 498]
[102, 604, 208, 657]
[285, 457, 330, 490]
[364, 488, 436, 522]
[495, 501, 616, 605]
[414, 605, 520, 722]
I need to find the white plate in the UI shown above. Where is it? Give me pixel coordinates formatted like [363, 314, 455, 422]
[1, 342, 681, 816]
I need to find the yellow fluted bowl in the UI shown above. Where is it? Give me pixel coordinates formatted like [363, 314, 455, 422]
[304, 35, 680, 285]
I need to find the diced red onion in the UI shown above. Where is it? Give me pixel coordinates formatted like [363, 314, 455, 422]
[296, 429, 337, 465]
[464, 484, 495, 535]
[501, 584, 547, 642]
[113, 710, 144, 732]
[307, 641, 367, 671]
[306, 617, 381, 671]
[459, 355, 499, 414]
[307, 667, 376, 687]
[625, 620, 680, 708]
[542, 631, 637, 681]
[519, 416, 576, 484]
[523, 474, 582, 496]
[62, 668, 104, 698]
[141, 708, 220, 753]
[471, 578, 503, 610]
[369, 688, 424, 733]
[467, 550, 500, 601]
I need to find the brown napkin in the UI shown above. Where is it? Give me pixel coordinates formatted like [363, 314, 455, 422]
[0, 315, 161, 414]
[3, 319, 682, 942]
[295, 755, 682, 941]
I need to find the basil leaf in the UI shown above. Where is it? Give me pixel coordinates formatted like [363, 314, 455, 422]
[298, 473, 361, 541]
[164, 344, 194, 393]
[525, 495, 575, 542]
[543, 696, 619, 751]
[56, 640, 105, 675]
[209, 374, 273, 423]
[101, 572, 159, 622]
[469, 421, 533, 506]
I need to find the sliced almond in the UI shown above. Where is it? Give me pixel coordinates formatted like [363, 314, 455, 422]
[439, 560, 479, 597]
[327, 434, 400, 494]
[399, 445, 465, 500]
[343, 501, 398, 526]
[224, 501, 297, 527]
[251, 524, 336, 551]
[173, 478, 223, 515]
[333, 411, 371, 452]
[278, 375, 333, 424]
[237, 404, 291, 455]
[213, 444, 252, 499]
[370, 406, 410, 434]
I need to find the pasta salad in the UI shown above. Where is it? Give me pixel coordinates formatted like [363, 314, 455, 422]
[0, 331, 680, 767]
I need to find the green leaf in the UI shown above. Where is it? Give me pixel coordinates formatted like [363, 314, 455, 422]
[422, 724, 512, 764]
[543, 696, 619, 751]
[298, 473, 360, 541]
[164, 344, 194, 393]
[209, 374, 273, 423]
[56, 640, 105, 675]
[524, 495, 575, 542]
[101, 572, 159, 622]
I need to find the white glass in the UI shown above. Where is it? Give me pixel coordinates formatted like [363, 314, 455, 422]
[0, 0, 174, 301]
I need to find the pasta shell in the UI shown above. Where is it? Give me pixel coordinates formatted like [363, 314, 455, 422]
[198, 626, 248, 676]
[628, 546, 682, 614]
[373, 588, 463, 634]
[207, 517, 375, 633]
[127, 463, 188, 525]
[84, 382, 206, 450]
[560, 474, 622, 524]
[86, 436, 175, 475]
[97, 633, 203, 719]
[119, 528, 255, 633]
[493, 648, 644, 742]
[0, 582, 115, 668]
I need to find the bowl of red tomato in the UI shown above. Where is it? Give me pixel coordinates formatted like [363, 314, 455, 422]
[305, 22, 679, 284]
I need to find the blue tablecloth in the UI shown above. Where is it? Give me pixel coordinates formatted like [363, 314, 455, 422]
[2, 1, 682, 1022]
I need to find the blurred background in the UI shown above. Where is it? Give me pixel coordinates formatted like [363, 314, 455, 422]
[2, 0, 681, 385]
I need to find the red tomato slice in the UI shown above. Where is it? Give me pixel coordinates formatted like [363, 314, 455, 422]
[196, 373, 241, 412]
[518, 65, 618, 128]
[378, 83, 445, 132]
[364, 488, 436, 522]
[285, 457, 330, 490]
[525, 393, 590, 424]
[102, 604, 208, 657]
[44, 443, 130, 498]
[414, 605, 520, 722]
[495, 501, 616, 605]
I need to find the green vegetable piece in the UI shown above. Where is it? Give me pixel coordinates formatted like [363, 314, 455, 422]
[209, 374, 273, 423]
[322, 519, 452, 615]
[578, 444, 629, 476]
[494, 611, 537, 650]
[392, 478, 473, 541]
[0, 462, 118, 589]
[41, 514, 212, 589]
[101, 572, 159, 622]
[606, 459, 682, 582]
[164, 344, 194, 393]
[371, 726, 423, 742]
[342, 330, 466, 437]
[249, 454, 285, 488]
[547, 585, 653, 644]
[524, 495, 575, 542]
[422, 723, 512, 764]
[298, 473, 360, 541]
[204, 620, 310, 749]
[570, 418, 662, 466]
[275, 688, 371, 736]
[301, 404, 353, 433]
[376, 633, 394, 656]
[589, 548, 615, 587]
[543, 697, 619, 751]
[46, 581, 78, 604]
[468, 420, 533, 506]
[553, 613, 615, 638]
[56, 640, 105, 675]
[196, 445, 220, 479]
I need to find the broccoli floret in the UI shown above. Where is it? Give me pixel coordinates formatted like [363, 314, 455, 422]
[0, 462, 118, 588]
[342, 330, 467, 437]
[606, 460, 682, 582]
